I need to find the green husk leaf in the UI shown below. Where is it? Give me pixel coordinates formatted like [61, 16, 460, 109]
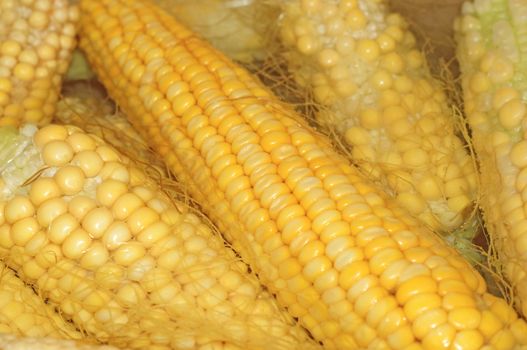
[65, 49, 94, 81]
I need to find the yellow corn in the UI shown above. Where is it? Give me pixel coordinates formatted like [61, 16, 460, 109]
[0, 124, 316, 350]
[0, 333, 119, 350]
[276, 0, 477, 234]
[0, 261, 81, 340]
[154, 0, 278, 63]
[79, 0, 527, 349]
[455, 0, 527, 318]
[0, 0, 79, 126]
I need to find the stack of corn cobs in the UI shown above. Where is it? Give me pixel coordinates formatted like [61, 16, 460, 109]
[1, 0, 527, 349]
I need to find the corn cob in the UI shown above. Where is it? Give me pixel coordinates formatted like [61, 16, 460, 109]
[79, 0, 527, 348]
[0, 124, 316, 350]
[0, 261, 81, 340]
[0, 333, 119, 350]
[0, 0, 79, 126]
[455, 0, 527, 319]
[276, 0, 477, 235]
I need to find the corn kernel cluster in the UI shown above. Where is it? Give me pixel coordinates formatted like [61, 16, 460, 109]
[0, 261, 81, 339]
[278, 0, 478, 233]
